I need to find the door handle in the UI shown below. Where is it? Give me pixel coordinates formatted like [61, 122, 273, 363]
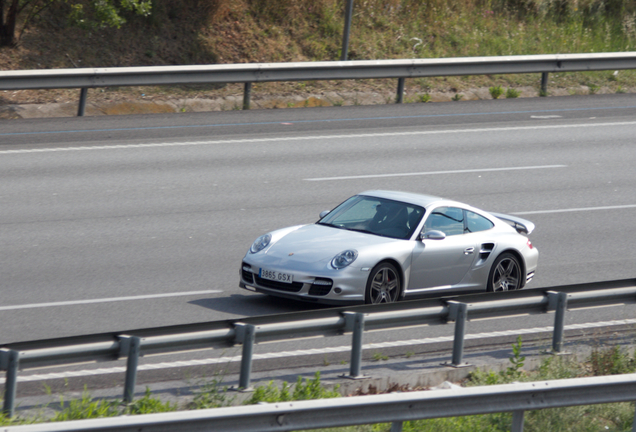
[464, 247, 475, 255]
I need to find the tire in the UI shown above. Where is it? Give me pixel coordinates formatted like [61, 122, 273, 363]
[365, 262, 401, 304]
[487, 252, 522, 292]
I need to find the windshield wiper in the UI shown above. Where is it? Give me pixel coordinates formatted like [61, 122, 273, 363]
[344, 228, 377, 235]
[317, 222, 344, 229]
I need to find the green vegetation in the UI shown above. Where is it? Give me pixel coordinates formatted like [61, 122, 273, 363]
[468, 336, 526, 385]
[421, 341, 636, 432]
[0, 372, 338, 426]
[1, 0, 636, 108]
[505, 87, 521, 98]
[589, 345, 636, 375]
[189, 377, 234, 409]
[1, 344, 635, 430]
[51, 390, 120, 421]
[207, 0, 636, 62]
[372, 352, 389, 361]
[0, 0, 151, 47]
[489, 85, 505, 99]
[244, 371, 340, 404]
[50, 387, 176, 421]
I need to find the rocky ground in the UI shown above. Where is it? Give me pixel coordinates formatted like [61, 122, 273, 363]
[1, 82, 631, 120]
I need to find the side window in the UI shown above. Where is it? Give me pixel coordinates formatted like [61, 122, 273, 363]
[465, 211, 494, 233]
[423, 207, 465, 236]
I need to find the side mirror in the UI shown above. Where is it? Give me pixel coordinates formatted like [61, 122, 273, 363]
[319, 210, 331, 219]
[420, 230, 446, 240]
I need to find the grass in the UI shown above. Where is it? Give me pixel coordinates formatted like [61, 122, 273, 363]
[372, 352, 389, 361]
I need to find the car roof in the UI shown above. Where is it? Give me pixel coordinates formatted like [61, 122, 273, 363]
[359, 190, 456, 208]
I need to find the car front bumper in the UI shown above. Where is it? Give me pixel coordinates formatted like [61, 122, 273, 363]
[239, 258, 368, 305]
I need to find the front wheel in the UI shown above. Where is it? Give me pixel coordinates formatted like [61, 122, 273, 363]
[487, 253, 521, 292]
[365, 262, 401, 304]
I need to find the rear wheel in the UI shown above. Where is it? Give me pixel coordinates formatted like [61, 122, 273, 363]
[365, 262, 401, 304]
[487, 253, 521, 292]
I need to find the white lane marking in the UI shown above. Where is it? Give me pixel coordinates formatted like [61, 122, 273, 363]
[6, 318, 635, 384]
[2, 121, 636, 155]
[531, 115, 563, 119]
[0, 290, 223, 311]
[512, 204, 636, 215]
[304, 165, 566, 182]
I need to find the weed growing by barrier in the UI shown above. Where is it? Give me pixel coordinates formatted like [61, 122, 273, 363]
[489, 86, 504, 99]
[505, 88, 521, 98]
[244, 372, 340, 404]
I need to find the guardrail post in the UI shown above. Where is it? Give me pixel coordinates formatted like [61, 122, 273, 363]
[391, 421, 403, 432]
[547, 291, 568, 354]
[77, 87, 88, 116]
[443, 301, 470, 367]
[540, 72, 548, 96]
[512, 410, 525, 432]
[235, 323, 256, 390]
[342, 312, 366, 379]
[396, 78, 405, 103]
[632, 403, 636, 432]
[119, 335, 141, 403]
[243, 83, 252, 110]
[1, 349, 19, 417]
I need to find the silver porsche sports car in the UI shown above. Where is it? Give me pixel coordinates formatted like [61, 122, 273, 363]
[240, 190, 538, 305]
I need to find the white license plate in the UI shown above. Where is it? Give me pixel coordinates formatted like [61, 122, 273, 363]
[259, 268, 293, 284]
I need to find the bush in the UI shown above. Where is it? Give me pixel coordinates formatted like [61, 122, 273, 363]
[51, 390, 120, 422]
[489, 85, 504, 99]
[244, 371, 340, 404]
[505, 88, 520, 98]
[125, 388, 177, 415]
[589, 345, 636, 376]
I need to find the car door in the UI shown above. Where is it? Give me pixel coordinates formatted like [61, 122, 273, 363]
[407, 206, 479, 291]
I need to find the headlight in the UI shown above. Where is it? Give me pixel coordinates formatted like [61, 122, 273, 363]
[331, 250, 358, 269]
[250, 234, 272, 254]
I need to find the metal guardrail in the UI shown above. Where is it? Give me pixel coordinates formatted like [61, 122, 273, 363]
[4, 373, 636, 432]
[2, 278, 636, 417]
[1, 52, 636, 115]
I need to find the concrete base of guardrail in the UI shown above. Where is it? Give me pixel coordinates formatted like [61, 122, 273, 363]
[5, 322, 635, 420]
[1, 85, 624, 120]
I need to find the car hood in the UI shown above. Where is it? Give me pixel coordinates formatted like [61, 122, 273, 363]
[265, 224, 399, 264]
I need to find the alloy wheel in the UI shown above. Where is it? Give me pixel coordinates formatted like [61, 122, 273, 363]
[491, 256, 521, 291]
[368, 265, 400, 303]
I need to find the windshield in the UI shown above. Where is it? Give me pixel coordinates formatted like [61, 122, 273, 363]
[317, 195, 425, 240]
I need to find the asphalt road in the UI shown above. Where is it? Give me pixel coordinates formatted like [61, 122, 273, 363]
[2, 94, 636, 345]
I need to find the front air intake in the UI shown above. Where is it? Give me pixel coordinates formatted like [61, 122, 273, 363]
[309, 278, 333, 296]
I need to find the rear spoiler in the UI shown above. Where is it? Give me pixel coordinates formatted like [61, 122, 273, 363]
[489, 212, 535, 235]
